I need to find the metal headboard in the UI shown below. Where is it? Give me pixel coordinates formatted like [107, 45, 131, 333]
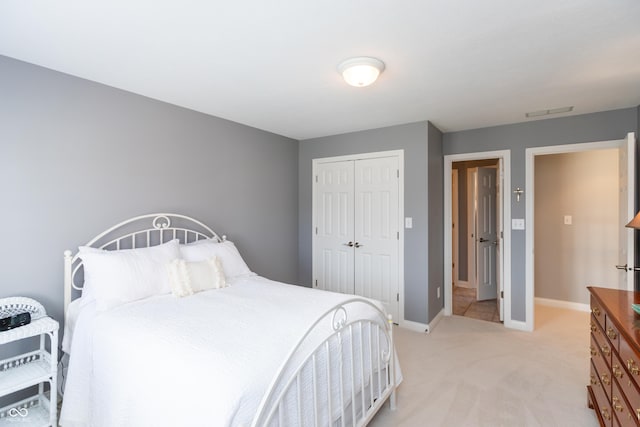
[63, 213, 224, 318]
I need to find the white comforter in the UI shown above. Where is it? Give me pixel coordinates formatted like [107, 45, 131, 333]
[60, 276, 400, 427]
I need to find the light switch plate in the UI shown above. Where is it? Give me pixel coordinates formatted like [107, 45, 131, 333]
[512, 219, 525, 230]
[405, 217, 413, 228]
[564, 215, 572, 225]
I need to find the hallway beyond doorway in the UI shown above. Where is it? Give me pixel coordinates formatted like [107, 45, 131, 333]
[453, 286, 501, 323]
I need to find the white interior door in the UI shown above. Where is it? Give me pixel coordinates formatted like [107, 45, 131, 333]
[617, 132, 636, 291]
[354, 157, 400, 321]
[496, 160, 504, 321]
[476, 167, 498, 301]
[314, 161, 355, 294]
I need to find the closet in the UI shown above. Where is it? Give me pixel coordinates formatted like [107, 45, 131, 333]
[312, 153, 401, 321]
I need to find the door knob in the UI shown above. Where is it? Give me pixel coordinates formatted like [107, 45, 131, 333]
[354, 242, 363, 248]
[344, 241, 354, 247]
[479, 238, 489, 243]
[615, 264, 630, 271]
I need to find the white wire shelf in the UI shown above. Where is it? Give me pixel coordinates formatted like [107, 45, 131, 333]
[0, 393, 51, 427]
[0, 350, 53, 396]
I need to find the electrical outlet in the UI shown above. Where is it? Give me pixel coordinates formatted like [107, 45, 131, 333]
[437, 286, 441, 299]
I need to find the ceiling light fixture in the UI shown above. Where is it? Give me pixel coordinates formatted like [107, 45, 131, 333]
[525, 106, 574, 118]
[338, 57, 385, 87]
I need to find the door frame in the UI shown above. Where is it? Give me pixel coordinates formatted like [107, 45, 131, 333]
[525, 134, 636, 332]
[444, 150, 512, 327]
[311, 149, 405, 325]
[452, 169, 459, 287]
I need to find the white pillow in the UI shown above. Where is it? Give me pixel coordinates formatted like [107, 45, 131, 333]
[78, 240, 181, 310]
[166, 256, 227, 297]
[180, 240, 254, 279]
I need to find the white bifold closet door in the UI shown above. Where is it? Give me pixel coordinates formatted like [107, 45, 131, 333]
[314, 156, 399, 321]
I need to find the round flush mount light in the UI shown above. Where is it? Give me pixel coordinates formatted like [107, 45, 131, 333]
[338, 57, 385, 87]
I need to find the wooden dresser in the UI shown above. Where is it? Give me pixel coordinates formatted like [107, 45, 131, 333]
[588, 286, 640, 426]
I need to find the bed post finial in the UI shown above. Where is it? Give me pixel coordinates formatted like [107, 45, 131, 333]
[222, 235, 227, 242]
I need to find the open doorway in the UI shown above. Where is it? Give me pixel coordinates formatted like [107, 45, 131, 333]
[452, 159, 501, 323]
[444, 150, 511, 327]
[525, 133, 636, 331]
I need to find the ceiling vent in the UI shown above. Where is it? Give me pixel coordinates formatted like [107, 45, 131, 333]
[525, 106, 573, 118]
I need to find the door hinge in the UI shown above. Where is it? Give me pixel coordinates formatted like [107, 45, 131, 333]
[501, 291, 504, 299]
[315, 227, 318, 235]
[397, 231, 399, 240]
[397, 293, 399, 302]
[315, 175, 318, 183]
[500, 231, 503, 239]
[315, 279, 318, 287]
[397, 169, 399, 178]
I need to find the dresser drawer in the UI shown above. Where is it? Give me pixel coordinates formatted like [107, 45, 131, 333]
[592, 296, 606, 328]
[606, 317, 621, 353]
[593, 333, 612, 400]
[613, 376, 640, 427]
[593, 318, 613, 370]
[618, 369, 640, 426]
[592, 360, 614, 427]
[620, 338, 640, 387]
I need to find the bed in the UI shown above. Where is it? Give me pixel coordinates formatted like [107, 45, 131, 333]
[59, 213, 400, 427]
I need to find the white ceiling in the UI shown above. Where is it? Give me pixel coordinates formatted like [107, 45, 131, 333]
[1, 1, 639, 140]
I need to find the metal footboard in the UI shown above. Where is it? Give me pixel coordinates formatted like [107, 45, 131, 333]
[252, 298, 397, 427]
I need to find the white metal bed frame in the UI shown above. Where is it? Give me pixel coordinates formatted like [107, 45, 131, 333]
[63, 213, 397, 426]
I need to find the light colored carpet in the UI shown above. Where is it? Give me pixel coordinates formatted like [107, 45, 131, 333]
[369, 305, 598, 427]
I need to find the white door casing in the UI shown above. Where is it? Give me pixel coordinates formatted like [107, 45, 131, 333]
[476, 167, 498, 301]
[497, 159, 504, 321]
[444, 150, 511, 328]
[312, 150, 404, 324]
[618, 132, 635, 291]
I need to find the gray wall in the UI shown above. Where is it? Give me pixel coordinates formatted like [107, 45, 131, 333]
[427, 123, 444, 318]
[298, 121, 441, 324]
[0, 56, 299, 328]
[444, 108, 638, 322]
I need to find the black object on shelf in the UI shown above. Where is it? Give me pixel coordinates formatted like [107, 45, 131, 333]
[0, 312, 31, 331]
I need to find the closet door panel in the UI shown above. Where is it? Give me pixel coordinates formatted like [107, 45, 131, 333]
[354, 157, 399, 320]
[314, 161, 355, 294]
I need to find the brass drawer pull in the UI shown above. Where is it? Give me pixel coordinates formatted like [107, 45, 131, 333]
[636, 408, 640, 421]
[591, 322, 597, 333]
[613, 364, 624, 378]
[627, 359, 640, 375]
[607, 327, 618, 340]
[590, 346, 597, 357]
[613, 396, 624, 412]
[602, 407, 611, 421]
[590, 374, 598, 385]
[601, 344, 611, 357]
[601, 373, 611, 385]
[593, 306, 601, 316]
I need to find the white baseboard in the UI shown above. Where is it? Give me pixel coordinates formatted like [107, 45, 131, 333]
[455, 280, 475, 289]
[535, 297, 590, 312]
[400, 319, 429, 333]
[425, 308, 444, 333]
[504, 319, 531, 331]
